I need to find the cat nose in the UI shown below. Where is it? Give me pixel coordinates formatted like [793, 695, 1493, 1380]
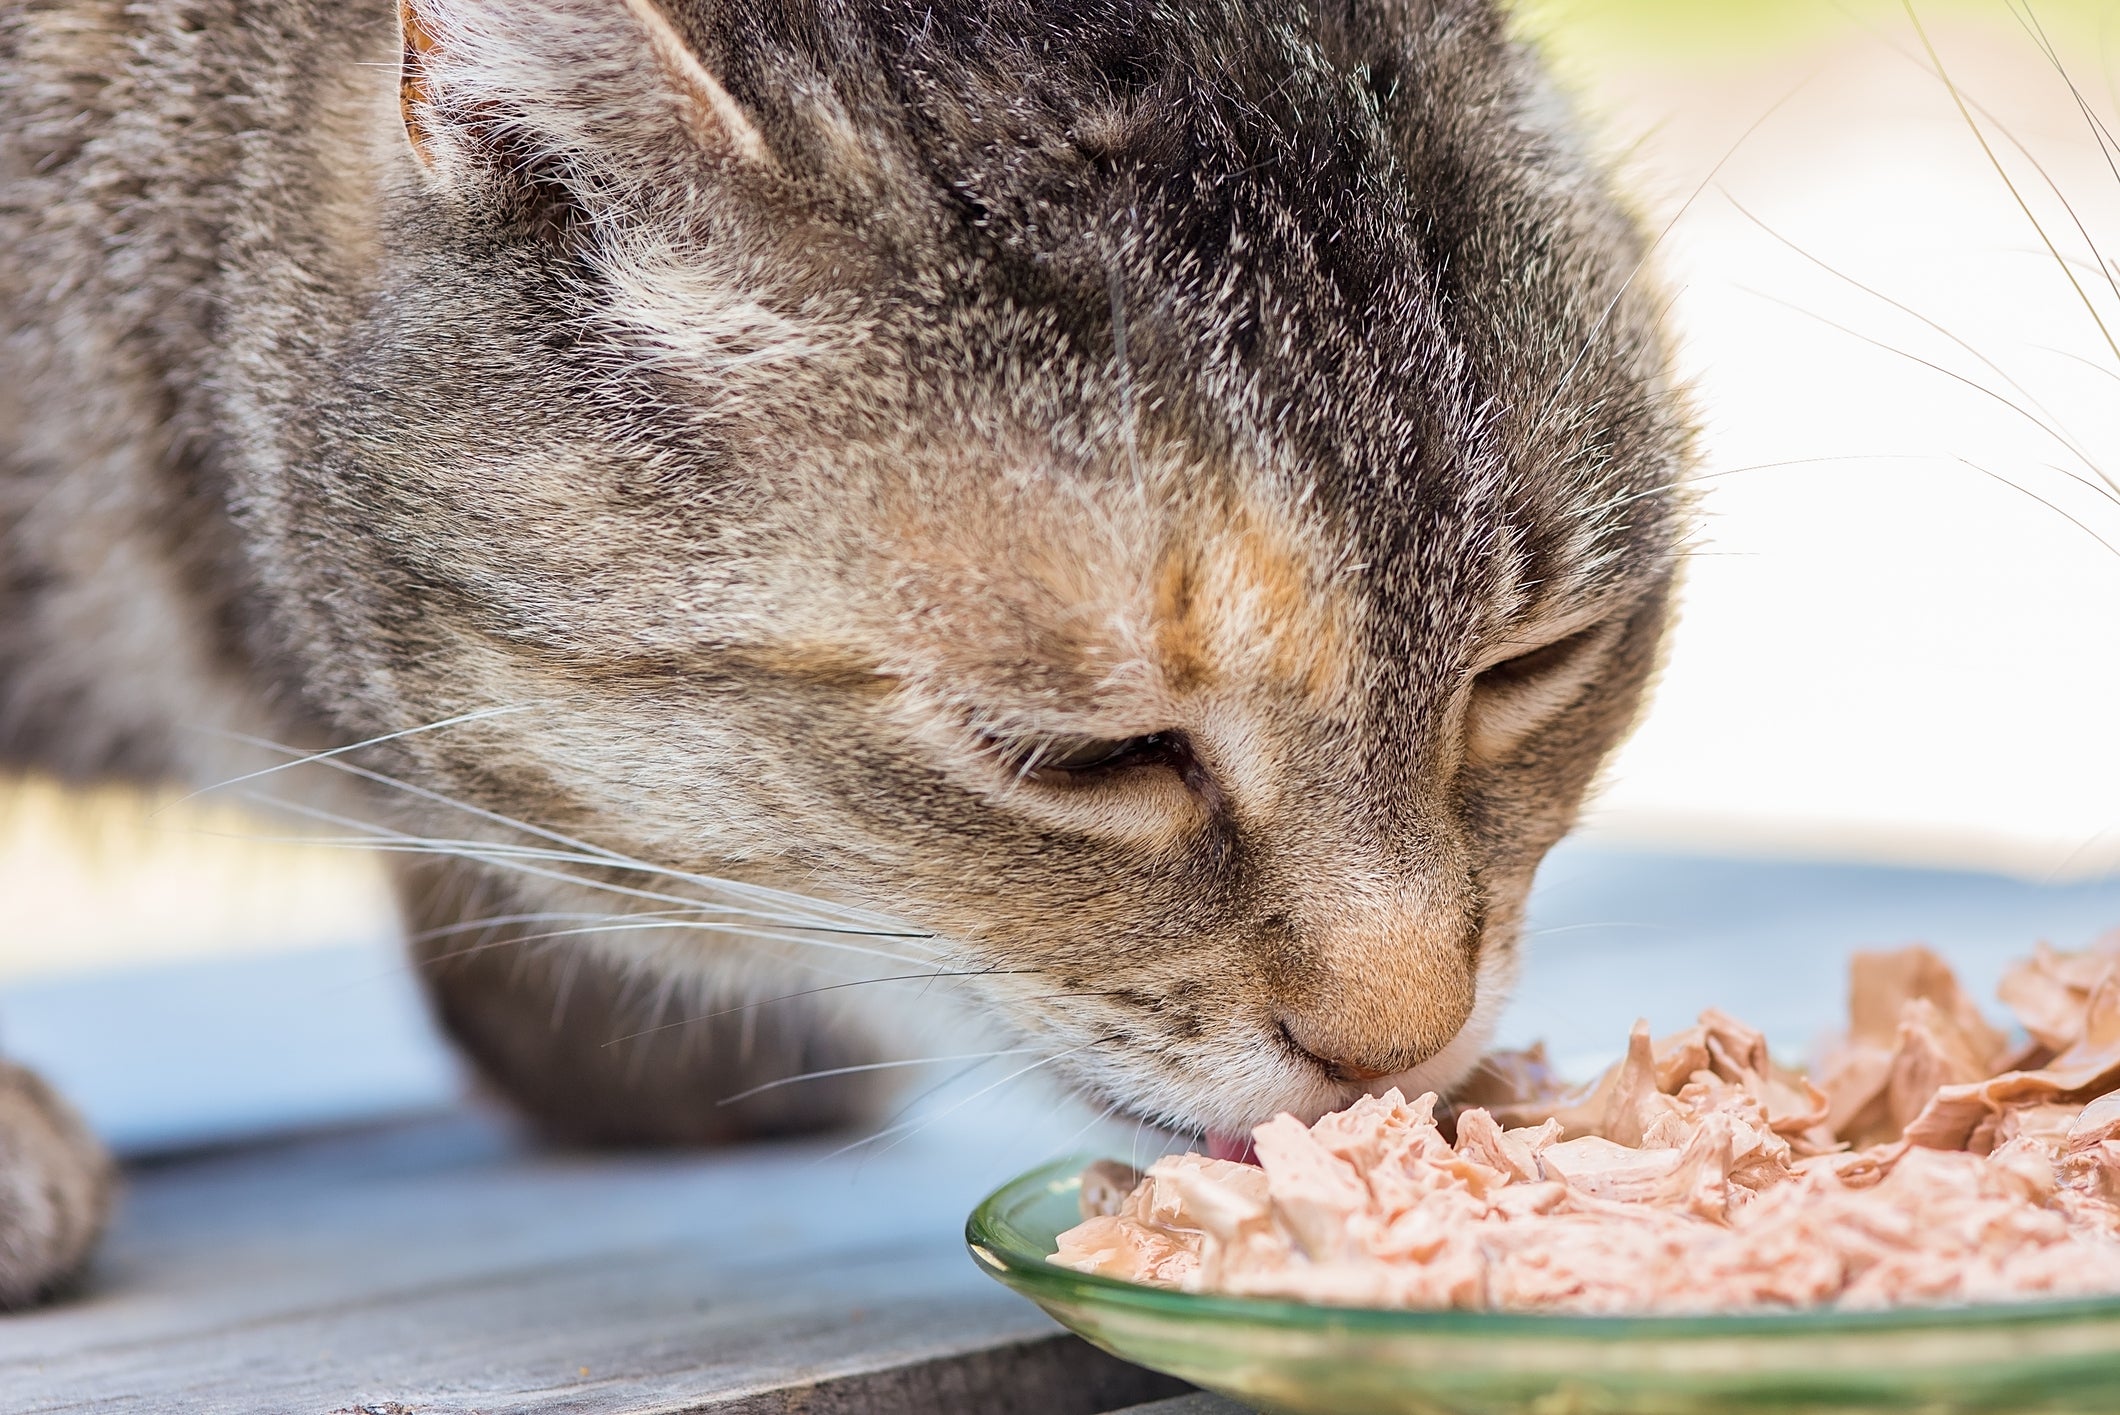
[1275, 1016, 1404, 1084]
[1263, 892, 1481, 1084]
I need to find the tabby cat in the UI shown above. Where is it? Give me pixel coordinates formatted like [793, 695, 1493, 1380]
[0, 0, 1687, 1304]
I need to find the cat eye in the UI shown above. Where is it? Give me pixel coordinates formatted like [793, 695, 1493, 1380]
[991, 731, 1192, 781]
[1465, 620, 1615, 761]
[1475, 621, 1607, 689]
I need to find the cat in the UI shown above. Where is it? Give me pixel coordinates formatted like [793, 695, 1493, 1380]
[0, 0, 1688, 1305]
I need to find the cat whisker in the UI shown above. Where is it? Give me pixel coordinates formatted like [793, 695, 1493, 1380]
[227, 826, 930, 935]
[1860, 5, 2120, 309]
[420, 916, 945, 965]
[825, 1036, 1118, 1163]
[227, 797, 797, 914]
[1725, 193, 2106, 481]
[407, 908, 714, 943]
[221, 799, 928, 937]
[1905, 3, 2120, 371]
[1734, 283, 2118, 494]
[2031, 342, 2120, 388]
[854, 1054, 1008, 1152]
[1523, 920, 1662, 938]
[2014, 6, 2120, 153]
[1943, 40, 2120, 327]
[598, 967, 1041, 1044]
[2029, 460, 2120, 517]
[406, 909, 950, 963]
[402, 920, 938, 987]
[1689, 454, 1963, 483]
[216, 725, 919, 936]
[229, 791, 952, 967]
[2006, 3, 2120, 298]
[1025, 1097, 1128, 1177]
[176, 705, 533, 810]
[1587, 454, 1948, 522]
[281, 831, 928, 941]
[215, 809, 800, 925]
[1952, 457, 2120, 559]
[715, 1047, 1043, 1106]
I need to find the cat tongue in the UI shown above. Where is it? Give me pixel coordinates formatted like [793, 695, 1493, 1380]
[1206, 1131, 1259, 1165]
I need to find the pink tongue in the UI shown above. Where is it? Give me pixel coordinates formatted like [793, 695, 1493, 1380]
[1206, 1131, 1259, 1165]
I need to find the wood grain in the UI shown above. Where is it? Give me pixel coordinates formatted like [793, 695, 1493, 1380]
[0, 1111, 1192, 1413]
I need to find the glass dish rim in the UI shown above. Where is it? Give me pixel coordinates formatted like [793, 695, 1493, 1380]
[967, 1153, 2120, 1341]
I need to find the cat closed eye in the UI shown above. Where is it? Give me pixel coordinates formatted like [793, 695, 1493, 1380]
[1004, 732, 1187, 778]
[1475, 623, 1606, 691]
[1464, 622, 1615, 762]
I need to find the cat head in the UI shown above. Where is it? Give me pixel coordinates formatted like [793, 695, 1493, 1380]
[289, 0, 1689, 1135]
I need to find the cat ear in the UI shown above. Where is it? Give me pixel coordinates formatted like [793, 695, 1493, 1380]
[397, 0, 767, 178]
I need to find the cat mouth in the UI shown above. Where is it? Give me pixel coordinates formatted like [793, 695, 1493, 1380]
[1206, 1131, 1260, 1164]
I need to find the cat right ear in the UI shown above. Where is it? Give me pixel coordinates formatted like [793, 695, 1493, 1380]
[396, 0, 769, 183]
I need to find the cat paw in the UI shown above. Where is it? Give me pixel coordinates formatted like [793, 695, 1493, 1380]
[0, 1059, 112, 1308]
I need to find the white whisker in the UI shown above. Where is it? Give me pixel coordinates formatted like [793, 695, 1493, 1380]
[218, 826, 921, 931]
[229, 791, 951, 968]
[1725, 193, 2106, 480]
[716, 1048, 1042, 1105]
[1040, 1098, 1126, 1168]
[1904, 3, 2120, 370]
[408, 909, 709, 942]
[177, 706, 534, 810]
[214, 725, 921, 936]
[856, 1055, 1006, 1145]
[1952, 457, 2120, 559]
[825, 1037, 1114, 1162]
[1735, 283, 2117, 493]
[601, 966, 1033, 1045]
[418, 916, 940, 966]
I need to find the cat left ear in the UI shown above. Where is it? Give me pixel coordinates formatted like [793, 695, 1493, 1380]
[397, 0, 768, 175]
[397, 0, 443, 166]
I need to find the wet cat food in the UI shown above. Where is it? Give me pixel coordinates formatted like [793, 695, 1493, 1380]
[1053, 939, 2120, 1311]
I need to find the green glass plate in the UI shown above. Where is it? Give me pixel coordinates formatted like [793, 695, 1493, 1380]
[967, 1155, 2120, 1415]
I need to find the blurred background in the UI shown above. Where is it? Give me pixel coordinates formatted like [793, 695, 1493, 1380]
[5, 0, 2120, 1159]
[1536, 0, 2120, 878]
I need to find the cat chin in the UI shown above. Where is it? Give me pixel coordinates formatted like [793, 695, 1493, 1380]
[1052, 1040, 1341, 1144]
[1047, 1028, 1453, 1147]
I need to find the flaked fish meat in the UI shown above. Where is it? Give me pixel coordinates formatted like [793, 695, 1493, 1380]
[1052, 938, 2120, 1312]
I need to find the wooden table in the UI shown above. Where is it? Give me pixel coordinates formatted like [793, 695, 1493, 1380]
[0, 1110, 1247, 1413]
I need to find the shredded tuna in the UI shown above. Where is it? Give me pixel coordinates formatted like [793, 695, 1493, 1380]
[1052, 939, 2120, 1312]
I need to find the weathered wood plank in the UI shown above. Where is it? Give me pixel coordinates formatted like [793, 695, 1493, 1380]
[0, 1111, 1172, 1414]
[708, 1335, 1190, 1414]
